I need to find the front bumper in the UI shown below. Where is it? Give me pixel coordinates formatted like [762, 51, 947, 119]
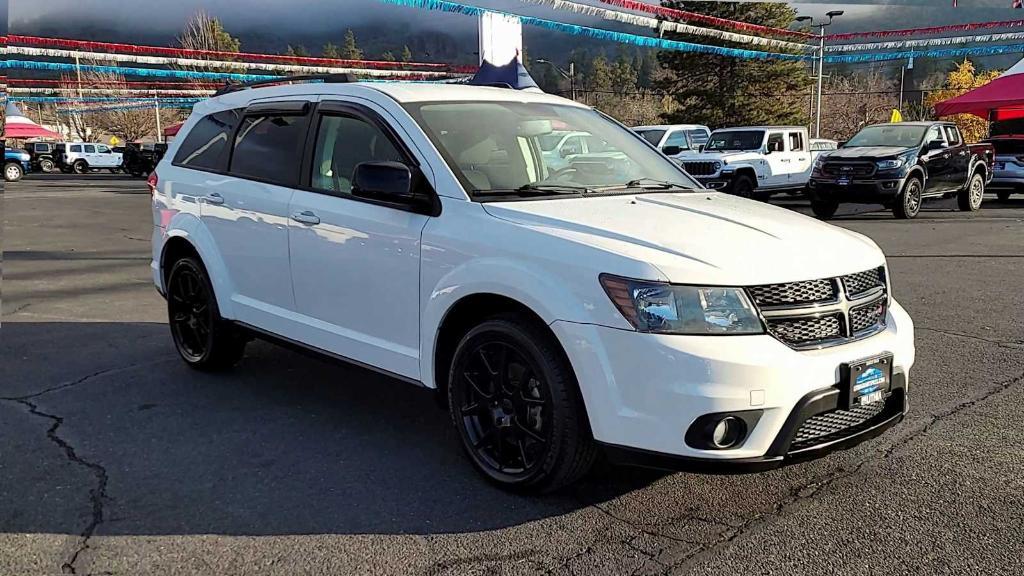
[808, 175, 905, 203]
[551, 299, 915, 468]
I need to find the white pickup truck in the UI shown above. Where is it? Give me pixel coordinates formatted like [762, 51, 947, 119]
[675, 126, 814, 198]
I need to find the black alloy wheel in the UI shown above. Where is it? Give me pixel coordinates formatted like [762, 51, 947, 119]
[894, 178, 922, 219]
[448, 317, 596, 492]
[167, 257, 245, 370]
[39, 158, 55, 172]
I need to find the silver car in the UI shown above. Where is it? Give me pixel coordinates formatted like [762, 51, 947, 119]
[984, 137, 1024, 201]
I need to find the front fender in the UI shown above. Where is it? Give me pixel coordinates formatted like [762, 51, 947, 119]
[420, 257, 628, 390]
[161, 212, 238, 319]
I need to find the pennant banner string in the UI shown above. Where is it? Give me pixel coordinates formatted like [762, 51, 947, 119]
[519, 0, 813, 51]
[378, 0, 809, 60]
[825, 42, 1024, 63]
[827, 31, 1024, 52]
[596, 0, 814, 40]
[828, 19, 1024, 41]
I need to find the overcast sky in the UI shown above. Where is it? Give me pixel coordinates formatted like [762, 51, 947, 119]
[10, 0, 1023, 38]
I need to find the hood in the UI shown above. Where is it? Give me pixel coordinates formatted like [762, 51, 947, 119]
[827, 146, 914, 159]
[674, 150, 756, 162]
[5, 150, 31, 161]
[483, 192, 884, 286]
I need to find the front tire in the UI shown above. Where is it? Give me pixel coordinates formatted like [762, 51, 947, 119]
[958, 172, 984, 212]
[166, 257, 246, 371]
[893, 178, 923, 219]
[447, 316, 596, 493]
[72, 160, 89, 174]
[811, 198, 839, 220]
[4, 162, 24, 182]
[731, 175, 755, 199]
[39, 158, 55, 173]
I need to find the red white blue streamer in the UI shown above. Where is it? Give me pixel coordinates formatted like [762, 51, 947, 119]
[377, 0, 809, 61]
[825, 42, 1024, 63]
[827, 31, 1024, 52]
[3, 60, 278, 82]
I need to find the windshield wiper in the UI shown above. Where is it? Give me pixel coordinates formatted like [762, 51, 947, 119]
[602, 178, 695, 192]
[474, 184, 591, 197]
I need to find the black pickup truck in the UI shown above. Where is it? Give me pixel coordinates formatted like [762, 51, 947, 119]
[808, 121, 994, 220]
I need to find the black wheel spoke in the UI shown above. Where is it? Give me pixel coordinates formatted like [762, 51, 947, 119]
[517, 439, 530, 469]
[461, 402, 481, 415]
[464, 372, 493, 400]
[515, 419, 546, 443]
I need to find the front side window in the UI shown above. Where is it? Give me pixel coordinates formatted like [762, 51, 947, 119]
[84, 145, 96, 153]
[173, 109, 242, 171]
[925, 126, 946, 147]
[97, 145, 110, 154]
[311, 114, 404, 194]
[943, 126, 961, 146]
[406, 101, 698, 198]
[767, 133, 785, 153]
[70, 145, 82, 153]
[229, 113, 308, 186]
[706, 131, 765, 152]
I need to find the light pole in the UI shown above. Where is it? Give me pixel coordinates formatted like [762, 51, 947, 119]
[797, 10, 843, 139]
[535, 58, 576, 101]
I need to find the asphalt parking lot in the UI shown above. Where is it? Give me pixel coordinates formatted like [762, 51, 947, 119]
[3, 174, 1023, 576]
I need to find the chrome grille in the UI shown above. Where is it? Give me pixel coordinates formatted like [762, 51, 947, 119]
[682, 161, 719, 176]
[749, 267, 888, 349]
[766, 314, 843, 346]
[789, 400, 888, 453]
[842, 267, 886, 297]
[850, 301, 887, 334]
[748, 279, 836, 307]
[823, 161, 876, 178]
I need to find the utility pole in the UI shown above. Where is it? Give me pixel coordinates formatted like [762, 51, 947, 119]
[797, 11, 843, 139]
[536, 59, 576, 101]
[154, 91, 163, 144]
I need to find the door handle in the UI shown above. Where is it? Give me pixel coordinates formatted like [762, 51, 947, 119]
[204, 193, 225, 205]
[291, 210, 320, 225]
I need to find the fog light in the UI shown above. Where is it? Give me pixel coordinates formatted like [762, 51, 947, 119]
[712, 416, 744, 449]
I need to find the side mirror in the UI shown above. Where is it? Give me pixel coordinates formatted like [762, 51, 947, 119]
[697, 144, 705, 153]
[352, 161, 415, 202]
[837, 140, 847, 148]
[926, 140, 945, 151]
[662, 145, 683, 156]
[763, 147, 772, 155]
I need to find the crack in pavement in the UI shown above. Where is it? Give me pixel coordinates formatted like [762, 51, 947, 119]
[1, 357, 176, 402]
[917, 326, 1024, 349]
[8, 398, 109, 575]
[667, 368, 1024, 574]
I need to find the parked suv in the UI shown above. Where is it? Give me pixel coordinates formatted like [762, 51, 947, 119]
[55, 142, 124, 174]
[982, 135, 1024, 200]
[4, 148, 32, 182]
[632, 124, 712, 156]
[152, 79, 915, 492]
[808, 122, 994, 219]
[25, 141, 58, 173]
[674, 126, 814, 198]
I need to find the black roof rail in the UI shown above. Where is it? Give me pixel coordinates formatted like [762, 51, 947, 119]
[213, 73, 359, 97]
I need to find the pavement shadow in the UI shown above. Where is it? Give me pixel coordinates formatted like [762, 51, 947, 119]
[0, 322, 665, 537]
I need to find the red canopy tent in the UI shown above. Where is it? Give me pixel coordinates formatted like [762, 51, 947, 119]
[3, 102, 62, 140]
[935, 57, 1024, 122]
[164, 122, 184, 137]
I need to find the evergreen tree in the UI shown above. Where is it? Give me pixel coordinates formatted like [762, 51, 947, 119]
[656, 2, 812, 127]
[587, 55, 613, 93]
[611, 53, 638, 95]
[401, 45, 413, 63]
[381, 51, 396, 62]
[341, 30, 364, 60]
[284, 45, 297, 57]
[293, 45, 310, 57]
[322, 42, 341, 59]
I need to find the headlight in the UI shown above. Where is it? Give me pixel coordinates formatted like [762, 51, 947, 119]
[600, 275, 764, 335]
[713, 161, 722, 170]
[875, 158, 904, 170]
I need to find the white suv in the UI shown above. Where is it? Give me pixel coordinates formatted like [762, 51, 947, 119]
[57, 142, 123, 174]
[152, 78, 915, 492]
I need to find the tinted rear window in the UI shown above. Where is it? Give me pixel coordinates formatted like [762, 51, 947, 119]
[985, 139, 1024, 155]
[173, 109, 242, 171]
[228, 114, 309, 186]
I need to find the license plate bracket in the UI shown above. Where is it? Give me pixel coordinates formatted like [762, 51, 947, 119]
[837, 176, 851, 186]
[839, 353, 893, 410]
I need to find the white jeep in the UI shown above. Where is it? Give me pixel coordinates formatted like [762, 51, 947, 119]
[56, 142, 124, 174]
[675, 126, 813, 198]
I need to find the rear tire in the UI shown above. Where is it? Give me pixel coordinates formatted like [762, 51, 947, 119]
[996, 190, 1012, 202]
[731, 175, 755, 199]
[72, 160, 89, 174]
[447, 315, 596, 493]
[39, 158, 55, 173]
[166, 257, 246, 371]
[810, 198, 839, 220]
[893, 178, 922, 219]
[957, 172, 984, 212]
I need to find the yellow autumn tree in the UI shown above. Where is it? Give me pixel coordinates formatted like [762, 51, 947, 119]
[927, 59, 1000, 143]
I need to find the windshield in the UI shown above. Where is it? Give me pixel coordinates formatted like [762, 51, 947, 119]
[634, 129, 666, 146]
[705, 131, 765, 152]
[845, 125, 928, 148]
[405, 101, 699, 199]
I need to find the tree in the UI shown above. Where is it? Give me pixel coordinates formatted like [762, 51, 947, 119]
[587, 55, 613, 93]
[610, 53, 638, 96]
[656, 2, 811, 127]
[285, 44, 309, 57]
[401, 45, 413, 63]
[341, 29, 363, 60]
[820, 71, 899, 140]
[322, 42, 340, 59]
[927, 59, 1001, 143]
[178, 10, 241, 55]
[381, 51, 396, 62]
